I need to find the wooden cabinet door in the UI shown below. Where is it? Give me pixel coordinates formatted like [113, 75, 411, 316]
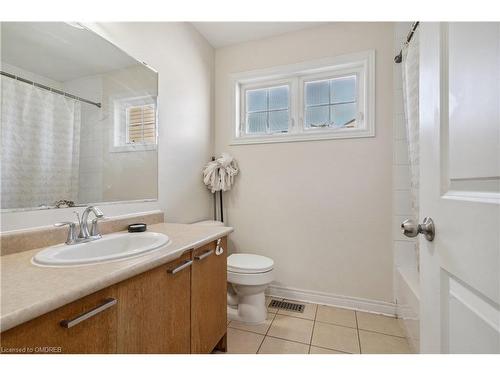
[0, 287, 118, 354]
[191, 237, 227, 353]
[116, 251, 191, 353]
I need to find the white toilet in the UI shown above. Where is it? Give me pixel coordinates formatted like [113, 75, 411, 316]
[193, 220, 274, 325]
[227, 253, 274, 324]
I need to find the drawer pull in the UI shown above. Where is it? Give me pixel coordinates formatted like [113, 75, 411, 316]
[60, 297, 117, 329]
[167, 259, 193, 274]
[195, 249, 214, 261]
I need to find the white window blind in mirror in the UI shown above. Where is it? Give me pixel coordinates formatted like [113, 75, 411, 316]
[126, 104, 156, 144]
[112, 96, 158, 153]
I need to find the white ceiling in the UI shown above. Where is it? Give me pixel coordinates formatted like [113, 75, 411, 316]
[1, 22, 140, 82]
[191, 22, 325, 48]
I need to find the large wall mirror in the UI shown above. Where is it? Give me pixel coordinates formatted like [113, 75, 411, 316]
[0, 22, 158, 211]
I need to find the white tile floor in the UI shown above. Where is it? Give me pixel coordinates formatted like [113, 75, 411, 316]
[224, 297, 412, 354]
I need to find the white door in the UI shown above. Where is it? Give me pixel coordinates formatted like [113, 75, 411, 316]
[417, 22, 500, 353]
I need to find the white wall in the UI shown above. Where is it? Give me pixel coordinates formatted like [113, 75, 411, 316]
[86, 23, 215, 224]
[215, 23, 395, 305]
[392, 22, 420, 352]
[1, 22, 215, 231]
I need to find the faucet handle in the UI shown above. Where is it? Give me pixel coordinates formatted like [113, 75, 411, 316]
[54, 221, 74, 227]
[54, 222, 77, 245]
[73, 211, 81, 225]
[93, 206, 104, 218]
[86, 206, 104, 218]
[73, 211, 85, 239]
[90, 217, 104, 238]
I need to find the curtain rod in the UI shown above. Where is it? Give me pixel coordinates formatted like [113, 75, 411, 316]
[394, 22, 420, 64]
[0, 71, 102, 108]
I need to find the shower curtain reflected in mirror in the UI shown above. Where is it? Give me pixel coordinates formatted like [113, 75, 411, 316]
[1, 77, 81, 209]
[402, 30, 420, 270]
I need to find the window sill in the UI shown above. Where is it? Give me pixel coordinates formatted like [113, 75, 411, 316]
[230, 128, 375, 146]
[110, 144, 157, 153]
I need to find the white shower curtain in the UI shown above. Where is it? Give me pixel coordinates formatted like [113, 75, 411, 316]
[402, 30, 420, 268]
[1, 77, 81, 209]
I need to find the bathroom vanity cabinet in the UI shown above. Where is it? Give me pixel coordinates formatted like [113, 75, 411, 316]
[116, 251, 192, 353]
[191, 239, 228, 354]
[0, 237, 228, 354]
[0, 287, 118, 354]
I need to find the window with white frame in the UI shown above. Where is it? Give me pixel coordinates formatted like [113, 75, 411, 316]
[233, 51, 374, 144]
[304, 75, 357, 129]
[112, 96, 157, 152]
[244, 85, 290, 134]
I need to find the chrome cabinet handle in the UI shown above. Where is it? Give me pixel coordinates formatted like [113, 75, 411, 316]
[401, 217, 435, 241]
[60, 297, 117, 329]
[195, 249, 214, 261]
[167, 259, 193, 274]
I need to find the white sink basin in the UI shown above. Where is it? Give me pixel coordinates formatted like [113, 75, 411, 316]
[32, 232, 170, 267]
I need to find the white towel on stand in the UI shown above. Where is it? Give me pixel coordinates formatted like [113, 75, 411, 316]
[203, 153, 239, 193]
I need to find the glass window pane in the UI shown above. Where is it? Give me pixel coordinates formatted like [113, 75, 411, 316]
[330, 76, 356, 104]
[305, 106, 329, 128]
[269, 110, 289, 133]
[246, 112, 267, 133]
[246, 89, 267, 112]
[330, 103, 357, 127]
[268, 86, 289, 110]
[305, 80, 329, 106]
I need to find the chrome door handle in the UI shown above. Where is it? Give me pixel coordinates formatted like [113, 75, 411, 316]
[401, 217, 435, 241]
[60, 297, 117, 328]
[195, 249, 214, 261]
[167, 259, 193, 274]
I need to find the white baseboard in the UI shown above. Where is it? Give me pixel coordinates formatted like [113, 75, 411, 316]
[266, 284, 397, 317]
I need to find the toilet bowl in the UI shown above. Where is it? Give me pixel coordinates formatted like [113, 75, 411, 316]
[227, 253, 274, 324]
[192, 220, 274, 325]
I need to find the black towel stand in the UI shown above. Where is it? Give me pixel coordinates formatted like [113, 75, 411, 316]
[211, 156, 224, 223]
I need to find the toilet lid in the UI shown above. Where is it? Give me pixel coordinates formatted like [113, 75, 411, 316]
[227, 253, 274, 274]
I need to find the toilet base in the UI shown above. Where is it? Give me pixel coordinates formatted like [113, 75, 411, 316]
[227, 291, 267, 325]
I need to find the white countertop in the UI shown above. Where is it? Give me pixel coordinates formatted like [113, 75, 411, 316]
[0, 222, 233, 332]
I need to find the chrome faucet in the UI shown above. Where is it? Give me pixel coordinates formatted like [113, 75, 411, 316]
[79, 206, 104, 239]
[55, 206, 104, 245]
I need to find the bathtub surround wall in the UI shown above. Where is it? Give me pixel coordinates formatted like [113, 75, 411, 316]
[214, 23, 395, 312]
[392, 22, 420, 352]
[1, 22, 215, 231]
